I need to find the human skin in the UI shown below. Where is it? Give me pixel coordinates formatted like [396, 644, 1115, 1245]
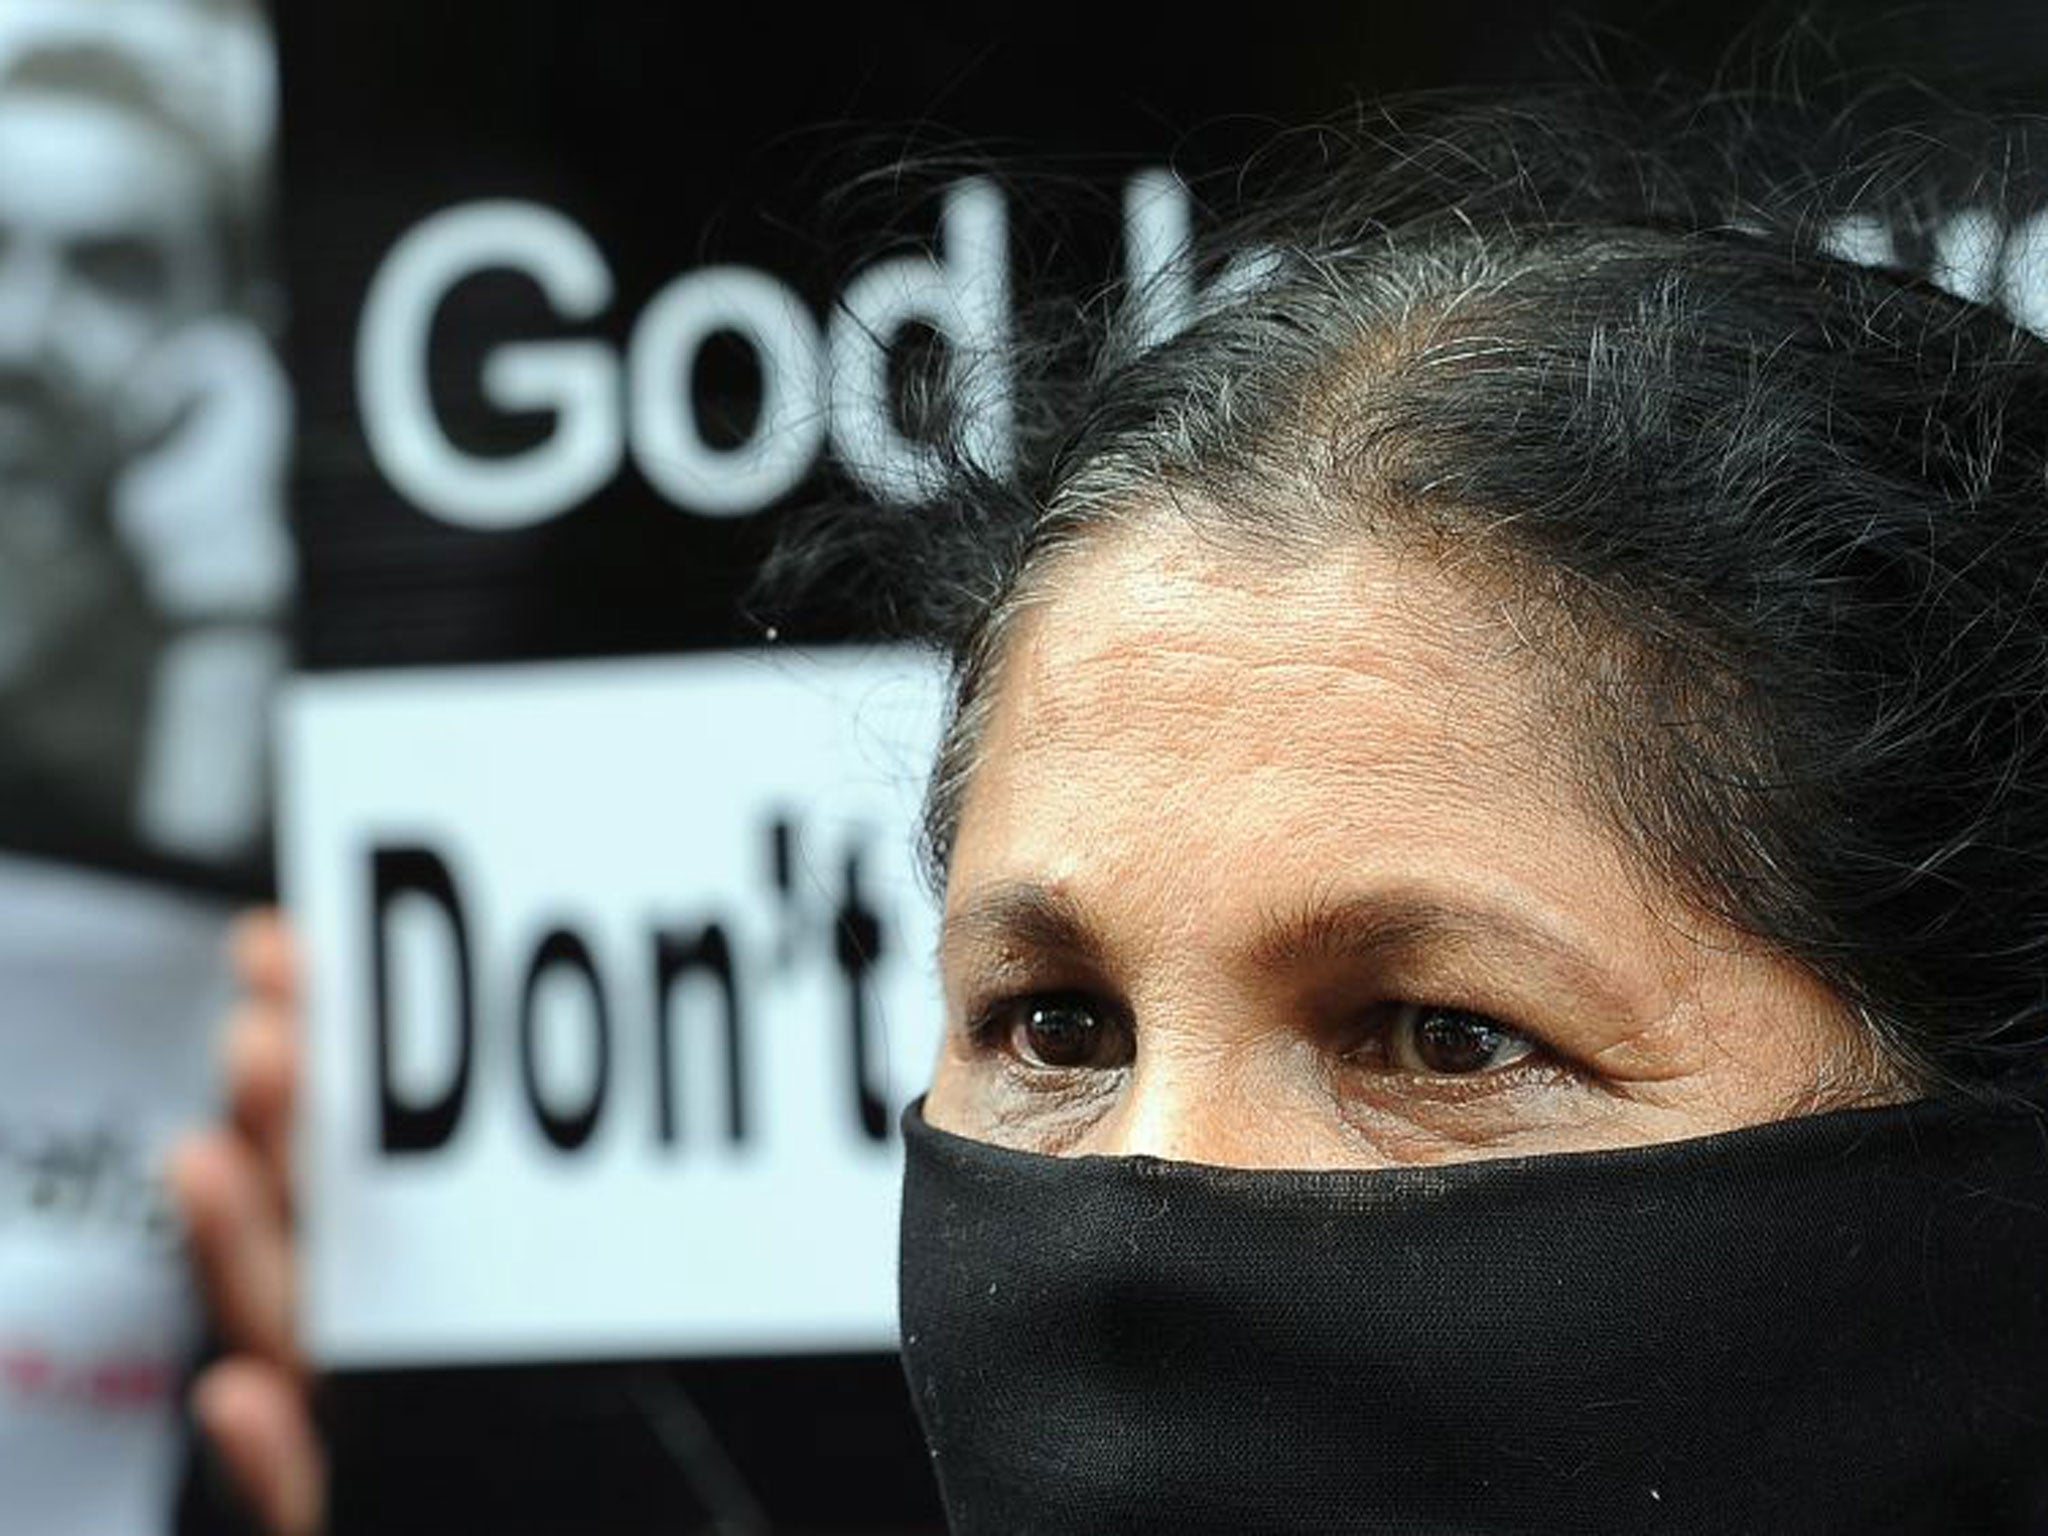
[168, 916, 324, 1536]
[924, 519, 1893, 1165]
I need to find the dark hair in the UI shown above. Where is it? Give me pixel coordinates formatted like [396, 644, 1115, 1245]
[771, 75, 2048, 1097]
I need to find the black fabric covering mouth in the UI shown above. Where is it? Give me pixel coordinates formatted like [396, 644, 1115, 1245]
[898, 1095, 2048, 1535]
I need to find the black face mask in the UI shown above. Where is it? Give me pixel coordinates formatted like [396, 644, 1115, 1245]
[899, 1095, 2048, 1535]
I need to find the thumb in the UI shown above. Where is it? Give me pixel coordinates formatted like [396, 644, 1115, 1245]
[193, 1358, 327, 1536]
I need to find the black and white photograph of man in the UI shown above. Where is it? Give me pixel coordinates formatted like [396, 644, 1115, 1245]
[0, 0, 288, 864]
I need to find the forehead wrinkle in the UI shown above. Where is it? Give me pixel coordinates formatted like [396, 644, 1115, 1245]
[1016, 535, 1558, 746]
[1244, 884, 1649, 1020]
[1002, 618, 1550, 818]
[953, 521, 1673, 949]
[966, 554, 1593, 909]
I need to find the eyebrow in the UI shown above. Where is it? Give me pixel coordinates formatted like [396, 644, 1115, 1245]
[1247, 888, 1622, 993]
[940, 881, 1105, 974]
[941, 880, 1640, 1021]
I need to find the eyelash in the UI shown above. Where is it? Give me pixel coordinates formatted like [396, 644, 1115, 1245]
[963, 990, 1555, 1083]
[964, 990, 1136, 1074]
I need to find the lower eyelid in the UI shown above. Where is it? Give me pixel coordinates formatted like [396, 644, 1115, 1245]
[1328, 1053, 1583, 1114]
[1356, 997, 1576, 1068]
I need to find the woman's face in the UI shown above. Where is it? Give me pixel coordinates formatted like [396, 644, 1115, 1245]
[924, 521, 1889, 1167]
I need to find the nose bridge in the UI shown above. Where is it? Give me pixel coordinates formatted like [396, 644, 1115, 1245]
[1099, 1036, 1273, 1167]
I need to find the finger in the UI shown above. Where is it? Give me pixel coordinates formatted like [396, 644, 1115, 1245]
[167, 1133, 298, 1369]
[230, 910, 297, 1007]
[193, 1358, 326, 1536]
[224, 1000, 296, 1217]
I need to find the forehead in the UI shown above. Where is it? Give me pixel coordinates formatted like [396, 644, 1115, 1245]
[0, 92, 209, 241]
[948, 523, 1638, 941]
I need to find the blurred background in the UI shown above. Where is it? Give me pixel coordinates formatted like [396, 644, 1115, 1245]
[2, 2, 2046, 1534]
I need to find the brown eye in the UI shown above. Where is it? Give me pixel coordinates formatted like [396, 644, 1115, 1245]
[987, 993, 1132, 1071]
[1386, 1004, 1535, 1076]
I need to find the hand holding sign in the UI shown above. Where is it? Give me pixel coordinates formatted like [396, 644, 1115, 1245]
[167, 913, 326, 1536]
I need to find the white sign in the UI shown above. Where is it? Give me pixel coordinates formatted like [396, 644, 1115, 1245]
[0, 854, 233, 1536]
[279, 648, 946, 1367]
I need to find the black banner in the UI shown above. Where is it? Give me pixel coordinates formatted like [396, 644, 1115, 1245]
[256, 4, 2048, 1535]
